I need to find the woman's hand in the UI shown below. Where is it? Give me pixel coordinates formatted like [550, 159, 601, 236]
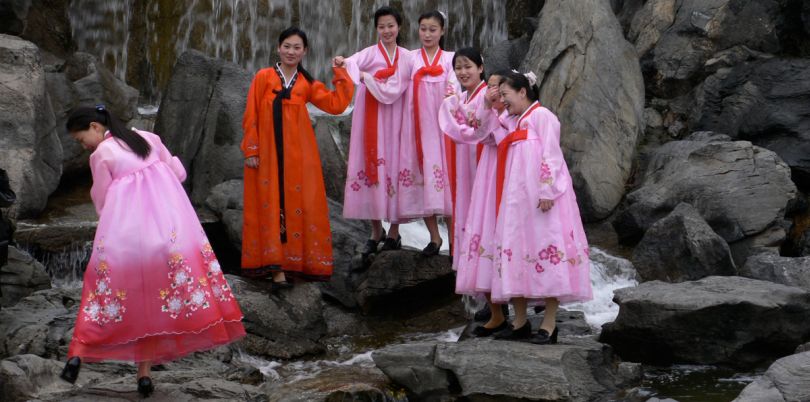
[484, 85, 499, 108]
[245, 156, 259, 169]
[537, 199, 554, 212]
[332, 56, 346, 68]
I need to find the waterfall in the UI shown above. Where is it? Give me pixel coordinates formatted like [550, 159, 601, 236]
[67, 0, 509, 104]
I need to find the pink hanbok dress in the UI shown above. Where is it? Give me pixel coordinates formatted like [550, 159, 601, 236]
[489, 104, 593, 304]
[69, 130, 245, 364]
[438, 81, 486, 266]
[397, 48, 456, 219]
[342, 42, 412, 223]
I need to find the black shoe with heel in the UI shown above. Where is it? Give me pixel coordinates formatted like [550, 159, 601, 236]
[379, 235, 402, 252]
[472, 320, 508, 337]
[530, 327, 559, 345]
[361, 229, 386, 258]
[421, 240, 442, 256]
[60, 357, 81, 384]
[493, 321, 532, 340]
[137, 376, 154, 398]
[474, 304, 510, 322]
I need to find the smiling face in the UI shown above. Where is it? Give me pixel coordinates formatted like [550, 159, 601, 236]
[499, 81, 530, 116]
[278, 34, 307, 68]
[454, 56, 483, 92]
[376, 15, 399, 47]
[418, 17, 444, 49]
[70, 121, 106, 151]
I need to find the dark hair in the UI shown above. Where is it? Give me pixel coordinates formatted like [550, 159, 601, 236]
[452, 47, 485, 81]
[489, 69, 512, 81]
[278, 27, 315, 83]
[66, 106, 151, 159]
[374, 6, 403, 45]
[499, 71, 540, 102]
[418, 10, 446, 49]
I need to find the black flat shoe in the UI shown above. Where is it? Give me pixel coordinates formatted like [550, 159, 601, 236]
[421, 240, 442, 256]
[137, 376, 154, 398]
[60, 357, 81, 384]
[530, 327, 559, 345]
[361, 229, 386, 258]
[379, 235, 402, 251]
[271, 280, 294, 292]
[472, 320, 508, 337]
[493, 321, 532, 340]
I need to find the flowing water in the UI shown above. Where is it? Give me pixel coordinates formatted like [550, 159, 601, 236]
[68, 0, 508, 104]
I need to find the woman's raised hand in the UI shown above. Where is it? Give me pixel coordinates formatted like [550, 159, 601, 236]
[245, 156, 259, 169]
[332, 56, 346, 68]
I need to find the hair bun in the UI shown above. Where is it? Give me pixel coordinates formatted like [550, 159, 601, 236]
[523, 71, 537, 87]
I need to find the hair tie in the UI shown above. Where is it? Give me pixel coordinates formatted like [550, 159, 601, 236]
[95, 104, 107, 113]
[523, 71, 537, 87]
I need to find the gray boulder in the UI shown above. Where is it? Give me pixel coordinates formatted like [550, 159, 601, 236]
[600, 276, 810, 368]
[483, 36, 531, 76]
[739, 252, 810, 291]
[228, 275, 327, 359]
[354, 250, 454, 314]
[0, 287, 79, 359]
[613, 133, 796, 264]
[312, 113, 351, 202]
[520, 0, 645, 221]
[733, 351, 810, 402]
[154, 50, 251, 206]
[632, 203, 736, 282]
[0, 246, 50, 307]
[692, 57, 810, 189]
[374, 337, 634, 401]
[630, 0, 793, 98]
[0, 34, 62, 220]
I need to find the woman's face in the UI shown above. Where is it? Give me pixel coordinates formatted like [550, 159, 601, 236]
[418, 17, 444, 49]
[376, 15, 399, 47]
[454, 56, 483, 91]
[70, 122, 106, 151]
[487, 75, 504, 109]
[278, 34, 307, 68]
[499, 82, 529, 116]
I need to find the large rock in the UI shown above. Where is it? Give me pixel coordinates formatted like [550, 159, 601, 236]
[0, 246, 50, 307]
[632, 203, 736, 282]
[374, 337, 635, 401]
[630, 0, 796, 98]
[520, 0, 645, 221]
[739, 252, 810, 291]
[227, 275, 327, 359]
[312, 113, 351, 202]
[600, 276, 810, 368]
[0, 353, 264, 402]
[18, 0, 73, 58]
[483, 36, 531, 76]
[0, 287, 79, 359]
[691, 57, 810, 189]
[154, 50, 251, 206]
[354, 250, 454, 314]
[0, 34, 63, 220]
[613, 133, 796, 263]
[733, 351, 810, 402]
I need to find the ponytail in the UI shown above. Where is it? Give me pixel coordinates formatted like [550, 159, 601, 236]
[66, 105, 151, 159]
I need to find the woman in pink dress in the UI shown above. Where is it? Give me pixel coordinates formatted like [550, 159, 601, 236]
[336, 6, 413, 257]
[490, 72, 592, 344]
[398, 10, 456, 255]
[60, 106, 246, 397]
[440, 67, 514, 337]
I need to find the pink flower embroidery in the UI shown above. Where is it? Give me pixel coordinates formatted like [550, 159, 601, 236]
[504, 249, 513, 262]
[535, 263, 545, 273]
[540, 162, 552, 183]
[549, 253, 561, 265]
[357, 170, 367, 180]
[538, 249, 549, 260]
[351, 182, 361, 192]
[377, 158, 385, 166]
[398, 169, 414, 187]
[386, 177, 396, 197]
[546, 245, 558, 255]
[468, 234, 481, 261]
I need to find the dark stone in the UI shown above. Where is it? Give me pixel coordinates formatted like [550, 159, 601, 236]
[632, 203, 736, 282]
[600, 276, 810, 368]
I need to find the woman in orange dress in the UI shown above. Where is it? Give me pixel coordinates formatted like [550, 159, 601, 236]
[241, 27, 353, 286]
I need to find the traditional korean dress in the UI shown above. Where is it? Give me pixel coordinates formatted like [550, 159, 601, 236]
[241, 64, 353, 281]
[69, 130, 245, 364]
[489, 103, 593, 304]
[342, 42, 412, 223]
[397, 48, 456, 219]
[438, 81, 486, 265]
